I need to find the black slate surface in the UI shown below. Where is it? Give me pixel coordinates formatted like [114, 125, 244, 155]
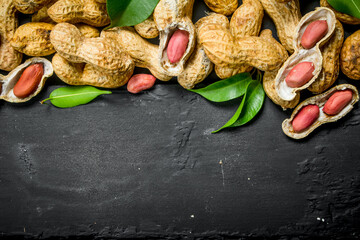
[1, 1, 360, 239]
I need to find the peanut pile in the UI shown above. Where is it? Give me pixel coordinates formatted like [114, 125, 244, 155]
[0, 0, 359, 139]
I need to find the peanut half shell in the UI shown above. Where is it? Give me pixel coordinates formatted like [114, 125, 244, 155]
[275, 7, 336, 102]
[282, 84, 359, 139]
[0, 58, 53, 103]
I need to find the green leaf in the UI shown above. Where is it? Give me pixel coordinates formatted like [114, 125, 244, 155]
[327, 0, 360, 19]
[107, 0, 159, 28]
[188, 73, 253, 102]
[212, 80, 265, 133]
[41, 86, 112, 108]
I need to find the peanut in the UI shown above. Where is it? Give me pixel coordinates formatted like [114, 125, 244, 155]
[153, 0, 196, 76]
[127, 74, 156, 94]
[13, 63, 44, 98]
[204, 0, 238, 16]
[31, 0, 58, 23]
[301, 20, 328, 49]
[323, 90, 353, 116]
[48, 0, 110, 27]
[285, 62, 315, 88]
[134, 15, 159, 39]
[102, 27, 172, 82]
[308, 20, 344, 94]
[11, 22, 55, 56]
[340, 30, 360, 80]
[259, 0, 302, 53]
[292, 105, 319, 133]
[167, 30, 190, 64]
[197, 14, 286, 72]
[13, 0, 51, 14]
[0, 0, 23, 71]
[215, 0, 263, 79]
[320, 0, 360, 25]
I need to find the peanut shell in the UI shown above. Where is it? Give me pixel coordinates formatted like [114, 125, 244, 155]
[134, 15, 159, 39]
[0, 58, 53, 103]
[13, 0, 51, 14]
[259, 0, 302, 53]
[153, 0, 196, 76]
[11, 22, 55, 56]
[204, 0, 238, 16]
[282, 84, 359, 139]
[48, 0, 110, 27]
[216, 0, 263, 79]
[340, 30, 360, 80]
[309, 20, 344, 93]
[320, 0, 360, 25]
[275, 7, 336, 102]
[31, 0, 58, 23]
[0, 0, 23, 71]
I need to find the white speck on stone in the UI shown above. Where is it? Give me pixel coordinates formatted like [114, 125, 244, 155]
[248, 178, 251, 181]
[190, 215, 194, 218]
[317, 217, 321, 221]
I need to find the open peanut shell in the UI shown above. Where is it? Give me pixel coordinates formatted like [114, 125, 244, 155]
[0, 57, 53, 103]
[282, 84, 359, 139]
[275, 7, 336, 101]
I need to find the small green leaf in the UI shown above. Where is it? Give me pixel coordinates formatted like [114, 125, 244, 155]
[188, 73, 253, 102]
[327, 0, 360, 19]
[212, 80, 265, 133]
[41, 86, 112, 108]
[107, 0, 159, 28]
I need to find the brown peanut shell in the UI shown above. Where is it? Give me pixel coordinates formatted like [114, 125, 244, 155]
[197, 13, 286, 72]
[260, 29, 299, 110]
[13, 0, 51, 14]
[275, 7, 336, 102]
[320, 0, 360, 25]
[0, 0, 23, 71]
[102, 27, 172, 82]
[11, 22, 55, 56]
[153, 0, 196, 76]
[204, 0, 238, 16]
[309, 20, 344, 93]
[282, 84, 359, 139]
[216, 0, 263, 79]
[48, 0, 110, 27]
[31, 0, 58, 23]
[0, 58, 53, 103]
[134, 15, 159, 39]
[340, 30, 360, 80]
[259, 0, 302, 53]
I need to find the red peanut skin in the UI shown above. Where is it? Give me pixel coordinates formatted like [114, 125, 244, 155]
[13, 63, 44, 98]
[301, 20, 328, 49]
[292, 104, 320, 133]
[167, 30, 190, 64]
[127, 74, 156, 94]
[323, 90, 353, 115]
[285, 62, 315, 88]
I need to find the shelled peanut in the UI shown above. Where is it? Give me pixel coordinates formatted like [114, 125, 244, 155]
[50, 23, 135, 88]
[274, 8, 336, 102]
[340, 30, 360, 80]
[47, 0, 110, 27]
[0, 0, 23, 71]
[0, 58, 53, 102]
[282, 84, 359, 139]
[127, 74, 157, 94]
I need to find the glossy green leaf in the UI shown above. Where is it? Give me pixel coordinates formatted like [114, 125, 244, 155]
[188, 73, 252, 102]
[212, 80, 265, 133]
[41, 86, 112, 108]
[327, 0, 360, 19]
[106, 0, 159, 28]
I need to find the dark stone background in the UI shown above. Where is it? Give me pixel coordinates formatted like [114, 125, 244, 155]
[1, 1, 360, 239]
